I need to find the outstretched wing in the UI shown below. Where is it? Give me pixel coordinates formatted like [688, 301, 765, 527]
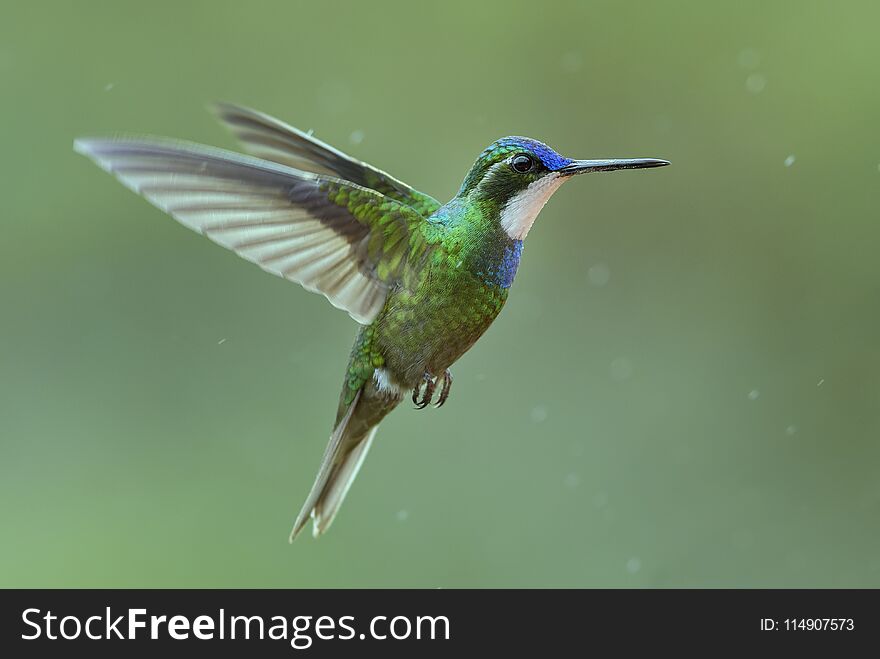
[211, 102, 442, 218]
[74, 137, 435, 324]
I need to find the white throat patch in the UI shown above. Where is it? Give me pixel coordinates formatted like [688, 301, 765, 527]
[499, 173, 565, 240]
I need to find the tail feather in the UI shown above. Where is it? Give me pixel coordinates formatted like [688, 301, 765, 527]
[311, 426, 378, 537]
[289, 389, 377, 541]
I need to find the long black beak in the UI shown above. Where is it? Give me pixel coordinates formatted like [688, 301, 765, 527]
[557, 158, 670, 175]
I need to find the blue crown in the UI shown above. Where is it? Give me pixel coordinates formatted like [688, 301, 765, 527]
[460, 136, 572, 194]
[489, 137, 572, 172]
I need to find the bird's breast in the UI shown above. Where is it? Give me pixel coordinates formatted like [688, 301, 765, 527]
[375, 260, 510, 385]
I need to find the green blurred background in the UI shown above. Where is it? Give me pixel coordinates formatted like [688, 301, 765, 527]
[2, 0, 879, 587]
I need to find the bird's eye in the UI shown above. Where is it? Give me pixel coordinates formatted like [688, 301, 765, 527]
[511, 154, 534, 173]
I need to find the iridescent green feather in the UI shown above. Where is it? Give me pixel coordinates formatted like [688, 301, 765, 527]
[212, 102, 443, 218]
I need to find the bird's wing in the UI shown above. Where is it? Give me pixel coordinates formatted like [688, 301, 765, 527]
[211, 102, 443, 218]
[75, 137, 437, 325]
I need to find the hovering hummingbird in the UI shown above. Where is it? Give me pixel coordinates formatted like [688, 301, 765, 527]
[75, 104, 668, 540]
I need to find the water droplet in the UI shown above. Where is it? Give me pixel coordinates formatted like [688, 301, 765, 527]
[217, 338, 226, 345]
[560, 51, 582, 73]
[747, 389, 760, 401]
[817, 378, 825, 387]
[610, 358, 633, 381]
[530, 405, 548, 423]
[745, 73, 766, 94]
[563, 473, 580, 489]
[626, 557, 642, 574]
[587, 263, 611, 287]
[349, 129, 364, 145]
[784, 155, 796, 167]
[104, 82, 115, 92]
[395, 509, 409, 522]
[785, 425, 797, 436]
[737, 48, 761, 69]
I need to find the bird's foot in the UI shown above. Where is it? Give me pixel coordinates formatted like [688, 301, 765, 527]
[434, 369, 453, 408]
[412, 372, 436, 409]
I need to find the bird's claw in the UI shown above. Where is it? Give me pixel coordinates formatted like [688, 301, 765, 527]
[412, 372, 435, 409]
[434, 369, 453, 408]
[411, 369, 453, 409]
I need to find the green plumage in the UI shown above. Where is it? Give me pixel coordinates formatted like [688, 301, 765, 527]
[343, 230, 510, 402]
[74, 103, 667, 540]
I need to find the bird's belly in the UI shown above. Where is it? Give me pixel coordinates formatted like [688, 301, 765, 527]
[376, 274, 508, 387]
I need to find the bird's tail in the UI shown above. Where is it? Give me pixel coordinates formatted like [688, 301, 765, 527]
[289, 382, 398, 541]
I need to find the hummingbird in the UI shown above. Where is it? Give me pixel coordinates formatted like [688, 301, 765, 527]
[74, 103, 668, 540]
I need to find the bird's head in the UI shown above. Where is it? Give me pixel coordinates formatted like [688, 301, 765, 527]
[458, 136, 668, 240]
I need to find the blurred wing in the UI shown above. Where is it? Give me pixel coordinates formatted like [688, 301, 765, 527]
[74, 137, 434, 324]
[211, 102, 442, 218]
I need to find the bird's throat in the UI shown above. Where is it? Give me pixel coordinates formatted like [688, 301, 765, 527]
[499, 173, 565, 240]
